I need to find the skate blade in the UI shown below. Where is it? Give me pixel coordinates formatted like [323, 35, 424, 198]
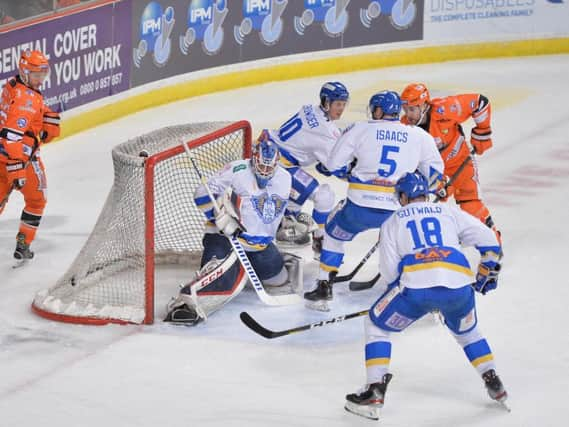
[494, 396, 511, 412]
[304, 300, 330, 312]
[344, 401, 380, 420]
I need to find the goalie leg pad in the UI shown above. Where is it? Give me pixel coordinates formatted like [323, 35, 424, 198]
[165, 247, 247, 324]
[200, 233, 232, 266]
[262, 253, 304, 296]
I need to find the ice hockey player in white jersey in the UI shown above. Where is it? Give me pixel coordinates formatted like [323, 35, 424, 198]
[265, 81, 349, 253]
[344, 172, 507, 421]
[304, 91, 444, 309]
[164, 139, 300, 325]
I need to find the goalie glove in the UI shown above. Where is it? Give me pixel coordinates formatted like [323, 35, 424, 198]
[215, 206, 240, 237]
[474, 252, 501, 295]
[215, 189, 245, 237]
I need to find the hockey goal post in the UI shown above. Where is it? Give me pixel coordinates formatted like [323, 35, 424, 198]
[32, 121, 252, 325]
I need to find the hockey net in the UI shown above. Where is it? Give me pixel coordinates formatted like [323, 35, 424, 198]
[32, 121, 252, 325]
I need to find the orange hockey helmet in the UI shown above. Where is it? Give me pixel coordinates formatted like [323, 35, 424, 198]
[18, 50, 50, 89]
[401, 83, 430, 107]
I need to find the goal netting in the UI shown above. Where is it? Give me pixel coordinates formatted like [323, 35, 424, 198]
[32, 121, 252, 324]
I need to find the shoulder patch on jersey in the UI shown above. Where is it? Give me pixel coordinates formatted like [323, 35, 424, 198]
[233, 164, 247, 173]
[16, 118, 27, 128]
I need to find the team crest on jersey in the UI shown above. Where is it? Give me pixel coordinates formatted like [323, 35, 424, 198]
[251, 193, 286, 224]
[437, 106, 445, 114]
[16, 117, 27, 128]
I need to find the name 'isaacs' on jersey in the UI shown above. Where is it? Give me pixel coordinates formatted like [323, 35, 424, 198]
[376, 129, 408, 143]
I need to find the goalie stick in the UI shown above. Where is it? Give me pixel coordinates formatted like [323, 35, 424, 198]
[183, 141, 302, 306]
[240, 309, 369, 339]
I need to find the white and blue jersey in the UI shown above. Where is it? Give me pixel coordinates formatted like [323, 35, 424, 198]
[363, 202, 503, 385]
[378, 201, 501, 290]
[327, 119, 444, 210]
[268, 104, 341, 168]
[194, 160, 291, 251]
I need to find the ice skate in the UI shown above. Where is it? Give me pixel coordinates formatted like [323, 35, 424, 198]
[304, 277, 333, 312]
[345, 373, 393, 420]
[13, 232, 34, 268]
[482, 369, 510, 411]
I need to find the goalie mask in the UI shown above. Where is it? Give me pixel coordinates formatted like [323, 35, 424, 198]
[252, 139, 279, 189]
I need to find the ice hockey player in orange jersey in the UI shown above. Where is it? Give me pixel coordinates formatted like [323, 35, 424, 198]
[400, 83, 500, 242]
[0, 49, 61, 264]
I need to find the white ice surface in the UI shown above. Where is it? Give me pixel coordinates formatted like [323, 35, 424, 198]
[1, 55, 568, 427]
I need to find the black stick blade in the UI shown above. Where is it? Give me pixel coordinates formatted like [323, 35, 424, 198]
[349, 272, 381, 291]
[240, 312, 282, 339]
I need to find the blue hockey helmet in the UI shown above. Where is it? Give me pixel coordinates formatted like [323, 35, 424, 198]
[252, 138, 279, 189]
[395, 172, 429, 200]
[369, 90, 402, 118]
[320, 81, 350, 107]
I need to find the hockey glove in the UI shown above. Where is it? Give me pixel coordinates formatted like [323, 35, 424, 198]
[6, 161, 26, 189]
[471, 126, 493, 155]
[434, 175, 454, 200]
[474, 253, 501, 295]
[41, 110, 61, 143]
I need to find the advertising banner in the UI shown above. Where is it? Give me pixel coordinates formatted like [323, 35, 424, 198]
[131, 0, 424, 87]
[425, 0, 569, 42]
[0, 0, 132, 112]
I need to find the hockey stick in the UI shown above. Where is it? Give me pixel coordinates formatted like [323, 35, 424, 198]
[183, 142, 302, 306]
[434, 148, 476, 202]
[331, 238, 381, 291]
[240, 309, 369, 339]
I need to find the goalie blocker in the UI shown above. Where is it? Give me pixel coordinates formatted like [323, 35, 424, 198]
[164, 233, 303, 325]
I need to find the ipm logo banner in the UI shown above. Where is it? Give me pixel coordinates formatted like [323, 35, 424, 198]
[180, 0, 228, 56]
[294, 0, 417, 36]
[234, 0, 288, 46]
[294, 0, 350, 36]
[134, 1, 175, 68]
[359, 1, 417, 30]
